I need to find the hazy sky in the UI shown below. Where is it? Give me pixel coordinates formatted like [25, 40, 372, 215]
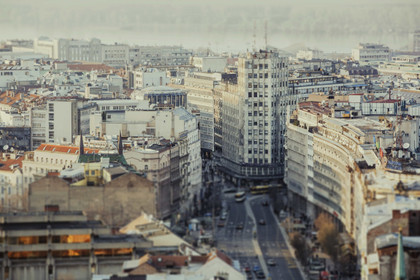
[2, 0, 420, 52]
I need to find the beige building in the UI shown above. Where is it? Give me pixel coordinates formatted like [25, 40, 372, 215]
[28, 172, 161, 226]
[285, 101, 420, 278]
[124, 142, 181, 219]
[0, 153, 24, 210]
[22, 144, 99, 189]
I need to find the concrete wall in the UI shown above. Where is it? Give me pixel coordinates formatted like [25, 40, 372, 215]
[29, 173, 157, 226]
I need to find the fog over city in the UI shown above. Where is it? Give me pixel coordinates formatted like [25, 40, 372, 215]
[2, 0, 420, 52]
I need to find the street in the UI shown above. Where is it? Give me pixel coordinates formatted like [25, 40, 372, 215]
[250, 195, 304, 280]
[214, 190, 304, 280]
[215, 193, 262, 278]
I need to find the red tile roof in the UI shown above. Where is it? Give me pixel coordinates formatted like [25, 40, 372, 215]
[206, 249, 233, 266]
[0, 156, 24, 172]
[36, 144, 99, 155]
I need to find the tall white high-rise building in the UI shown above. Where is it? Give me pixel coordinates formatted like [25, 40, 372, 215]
[219, 50, 296, 185]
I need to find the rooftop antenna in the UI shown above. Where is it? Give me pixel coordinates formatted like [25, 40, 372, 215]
[253, 20, 257, 52]
[264, 20, 268, 51]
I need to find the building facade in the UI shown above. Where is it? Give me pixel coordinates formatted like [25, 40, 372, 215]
[352, 43, 390, 63]
[219, 50, 294, 185]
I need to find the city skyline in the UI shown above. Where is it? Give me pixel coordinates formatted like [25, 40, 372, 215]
[2, 0, 420, 52]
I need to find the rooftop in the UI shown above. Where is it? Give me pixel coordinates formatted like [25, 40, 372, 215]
[36, 144, 99, 155]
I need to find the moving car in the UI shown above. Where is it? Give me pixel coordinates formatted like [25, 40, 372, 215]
[261, 200, 269, 206]
[236, 223, 244, 230]
[259, 219, 266, 225]
[256, 270, 265, 279]
[267, 259, 276, 266]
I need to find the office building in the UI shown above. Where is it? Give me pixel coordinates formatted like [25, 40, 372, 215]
[352, 43, 390, 63]
[218, 50, 295, 185]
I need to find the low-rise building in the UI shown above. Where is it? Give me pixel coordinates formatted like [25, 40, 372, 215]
[106, 249, 245, 280]
[0, 211, 152, 280]
[22, 143, 99, 189]
[0, 152, 24, 210]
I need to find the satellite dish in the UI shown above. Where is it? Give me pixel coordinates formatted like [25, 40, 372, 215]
[3, 145, 9, 151]
[403, 143, 410, 149]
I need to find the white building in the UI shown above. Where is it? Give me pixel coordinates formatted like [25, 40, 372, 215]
[29, 106, 48, 148]
[129, 45, 193, 66]
[133, 68, 170, 89]
[173, 72, 222, 155]
[101, 44, 129, 67]
[352, 43, 390, 63]
[33, 37, 59, 58]
[46, 100, 78, 144]
[57, 38, 102, 62]
[22, 143, 99, 189]
[218, 50, 294, 185]
[190, 56, 227, 72]
[0, 64, 45, 90]
[296, 49, 323, 60]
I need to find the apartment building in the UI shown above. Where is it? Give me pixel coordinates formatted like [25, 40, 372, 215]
[218, 50, 295, 185]
[0, 153, 23, 210]
[124, 142, 181, 219]
[129, 45, 193, 66]
[22, 143, 99, 189]
[285, 101, 420, 278]
[176, 72, 222, 155]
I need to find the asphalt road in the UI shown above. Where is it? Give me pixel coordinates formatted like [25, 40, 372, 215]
[215, 193, 263, 279]
[251, 195, 304, 280]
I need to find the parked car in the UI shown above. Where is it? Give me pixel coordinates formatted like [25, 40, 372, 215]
[261, 200, 269, 206]
[218, 221, 225, 227]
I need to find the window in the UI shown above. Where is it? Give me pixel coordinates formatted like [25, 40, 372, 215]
[248, 92, 252, 97]
[145, 165, 148, 170]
